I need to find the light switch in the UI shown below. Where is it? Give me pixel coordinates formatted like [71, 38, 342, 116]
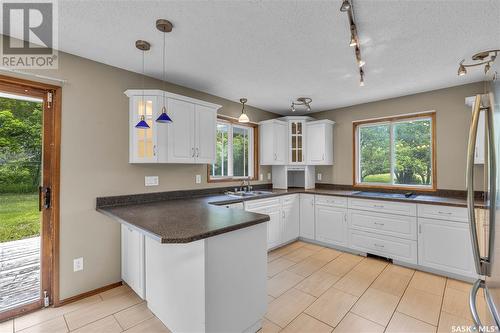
[195, 175, 202, 184]
[259, 173, 263, 181]
[145, 176, 159, 186]
[267, 173, 271, 180]
[73, 257, 83, 272]
[317, 173, 322, 181]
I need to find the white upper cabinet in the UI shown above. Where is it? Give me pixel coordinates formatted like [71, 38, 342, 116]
[259, 119, 287, 165]
[259, 117, 334, 166]
[306, 120, 334, 165]
[126, 90, 220, 164]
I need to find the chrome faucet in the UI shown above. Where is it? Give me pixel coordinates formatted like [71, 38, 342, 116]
[240, 179, 252, 192]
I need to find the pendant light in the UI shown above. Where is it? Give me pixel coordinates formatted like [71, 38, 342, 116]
[135, 40, 151, 129]
[238, 98, 250, 123]
[156, 19, 173, 123]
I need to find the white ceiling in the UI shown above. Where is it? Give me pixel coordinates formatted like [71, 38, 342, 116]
[19, 1, 500, 114]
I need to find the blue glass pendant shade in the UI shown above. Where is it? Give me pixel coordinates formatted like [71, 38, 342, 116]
[156, 106, 172, 123]
[135, 115, 150, 129]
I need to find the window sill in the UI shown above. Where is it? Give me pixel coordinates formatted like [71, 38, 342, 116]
[353, 183, 437, 192]
[208, 176, 257, 183]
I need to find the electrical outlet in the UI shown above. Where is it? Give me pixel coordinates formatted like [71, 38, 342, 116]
[317, 173, 322, 181]
[259, 173, 263, 181]
[195, 174, 202, 184]
[73, 257, 83, 272]
[145, 176, 159, 186]
[267, 173, 271, 180]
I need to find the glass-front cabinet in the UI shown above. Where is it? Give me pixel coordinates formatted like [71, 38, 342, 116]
[289, 120, 306, 164]
[129, 95, 159, 163]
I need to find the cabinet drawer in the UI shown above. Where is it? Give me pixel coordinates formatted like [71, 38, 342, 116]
[348, 198, 416, 216]
[315, 195, 348, 208]
[282, 194, 298, 205]
[349, 210, 417, 240]
[245, 198, 281, 211]
[349, 230, 417, 264]
[417, 204, 468, 223]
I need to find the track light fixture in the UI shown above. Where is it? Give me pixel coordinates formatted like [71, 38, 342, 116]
[458, 50, 499, 77]
[290, 97, 312, 112]
[340, 0, 351, 12]
[340, 0, 365, 86]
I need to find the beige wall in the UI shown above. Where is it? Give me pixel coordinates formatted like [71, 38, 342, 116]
[26, 52, 277, 299]
[313, 82, 486, 190]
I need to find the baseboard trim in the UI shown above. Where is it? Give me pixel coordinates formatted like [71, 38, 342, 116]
[54, 281, 122, 307]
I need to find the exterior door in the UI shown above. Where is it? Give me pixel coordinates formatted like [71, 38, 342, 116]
[0, 75, 60, 320]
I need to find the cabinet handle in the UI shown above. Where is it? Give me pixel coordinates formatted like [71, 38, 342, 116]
[191, 148, 195, 157]
[282, 210, 285, 219]
[374, 222, 385, 226]
[437, 211, 452, 215]
[418, 224, 422, 234]
[274, 153, 277, 160]
[153, 145, 157, 156]
[322, 153, 325, 160]
[196, 147, 199, 157]
[374, 243, 385, 248]
[373, 204, 385, 208]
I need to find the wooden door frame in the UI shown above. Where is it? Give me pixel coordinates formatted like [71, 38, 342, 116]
[0, 74, 61, 320]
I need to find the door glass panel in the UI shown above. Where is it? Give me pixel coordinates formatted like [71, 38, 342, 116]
[297, 122, 302, 134]
[0, 93, 43, 313]
[297, 136, 302, 149]
[291, 122, 296, 135]
[136, 98, 154, 159]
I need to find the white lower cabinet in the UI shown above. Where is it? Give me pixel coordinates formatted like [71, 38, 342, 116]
[282, 195, 299, 244]
[299, 194, 315, 239]
[121, 224, 146, 299]
[315, 205, 348, 247]
[418, 217, 476, 277]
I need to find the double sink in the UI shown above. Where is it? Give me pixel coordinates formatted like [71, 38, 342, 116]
[225, 190, 274, 198]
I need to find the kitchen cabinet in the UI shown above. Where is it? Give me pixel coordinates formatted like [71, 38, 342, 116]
[315, 202, 348, 247]
[288, 119, 306, 165]
[282, 195, 299, 243]
[299, 194, 315, 239]
[418, 217, 476, 277]
[126, 90, 220, 164]
[245, 198, 283, 249]
[121, 224, 146, 299]
[306, 120, 334, 165]
[259, 119, 287, 165]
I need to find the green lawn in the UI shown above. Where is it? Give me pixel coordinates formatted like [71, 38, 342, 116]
[0, 193, 40, 243]
[362, 173, 391, 183]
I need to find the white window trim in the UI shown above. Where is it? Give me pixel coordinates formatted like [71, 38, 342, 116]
[355, 114, 435, 189]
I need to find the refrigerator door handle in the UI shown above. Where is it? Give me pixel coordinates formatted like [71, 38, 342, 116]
[486, 92, 496, 277]
[467, 95, 484, 275]
[470, 279, 484, 329]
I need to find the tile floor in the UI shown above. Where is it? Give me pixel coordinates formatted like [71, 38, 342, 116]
[0, 240, 491, 333]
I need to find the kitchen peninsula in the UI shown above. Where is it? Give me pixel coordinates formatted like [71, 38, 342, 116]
[97, 193, 270, 333]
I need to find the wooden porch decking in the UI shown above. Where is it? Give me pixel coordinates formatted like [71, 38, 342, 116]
[0, 237, 40, 313]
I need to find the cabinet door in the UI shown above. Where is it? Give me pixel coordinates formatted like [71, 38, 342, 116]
[274, 122, 287, 164]
[282, 197, 299, 243]
[300, 194, 315, 239]
[315, 206, 348, 247]
[195, 105, 216, 164]
[121, 225, 145, 299]
[306, 123, 325, 164]
[418, 218, 476, 277]
[267, 208, 283, 250]
[130, 96, 158, 163]
[259, 123, 274, 165]
[289, 121, 305, 164]
[167, 98, 195, 163]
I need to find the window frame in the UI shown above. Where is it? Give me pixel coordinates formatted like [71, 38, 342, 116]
[353, 111, 437, 191]
[207, 115, 259, 182]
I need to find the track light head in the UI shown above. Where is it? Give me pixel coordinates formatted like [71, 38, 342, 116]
[349, 35, 357, 47]
[340, 0, 351, 12]
[458, 63, 467, 76]
[485, 63, 491, 75]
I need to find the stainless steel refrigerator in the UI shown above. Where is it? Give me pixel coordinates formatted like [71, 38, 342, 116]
[468, 67, 500, 329]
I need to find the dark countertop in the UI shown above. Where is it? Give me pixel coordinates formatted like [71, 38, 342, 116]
[97, 186, 485, 244]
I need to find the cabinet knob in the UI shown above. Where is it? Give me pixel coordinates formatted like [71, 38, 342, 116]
[191, 148, 195, 157]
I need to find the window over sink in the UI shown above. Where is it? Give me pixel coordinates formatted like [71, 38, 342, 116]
[208, 116, 257, 182]
[353, 112, 436, 191]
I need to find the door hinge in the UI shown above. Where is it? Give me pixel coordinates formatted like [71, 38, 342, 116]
[43, 291, 50, 307]
[39, 186, 51, 210]
[47, 91, 53, 109]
